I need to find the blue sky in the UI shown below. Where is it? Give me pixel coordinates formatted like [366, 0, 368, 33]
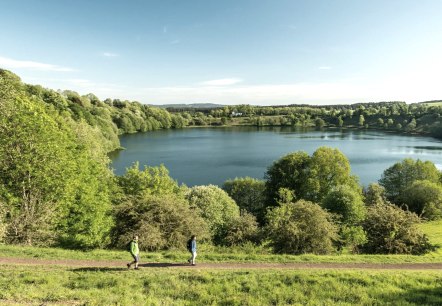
[1, 0, 442, 105]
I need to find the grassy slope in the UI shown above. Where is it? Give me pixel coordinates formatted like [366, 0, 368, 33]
[0, 221, 441, 305]
[0, 265, 441, 305]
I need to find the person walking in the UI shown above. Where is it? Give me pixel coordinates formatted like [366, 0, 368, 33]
[127, 235, 140, 270]
[187, 235, 197, 266]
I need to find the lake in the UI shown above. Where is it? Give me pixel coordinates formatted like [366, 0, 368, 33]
[109, 127, 442, 187]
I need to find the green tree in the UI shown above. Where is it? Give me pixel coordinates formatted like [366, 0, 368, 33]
[265, 147, 360, 205]
[322, 185, 366, 225]
[265, 200, 338, 254]
[360, 203, 433, 255]
[358, 115, 365, 126]
[111, 194, 210, 251]
[186, 185, 240, 242]
[377, 118, 384, 126]
[337, 116, 344, 127]
[118, 163, 181, 197]
[379, 158, 441, 204]
[218, 211, 259, 246]
[305, 147, 360, 203]
[364, 183, 388, 206]
[265, 151, 310, 206]
[315, 118, 325, 128]
[0, 72, 76, 245]
[223, 177, 266, 223]
[401, 180, 442, 220]
[0, 70, 113, 248]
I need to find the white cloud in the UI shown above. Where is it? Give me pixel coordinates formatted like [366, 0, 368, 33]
[170, 39, 181, 45]
[318, 66, 332, 70]
[103, 52, 119, 57]
[199, 78, 243, 86]
[0, 56, 75, 72]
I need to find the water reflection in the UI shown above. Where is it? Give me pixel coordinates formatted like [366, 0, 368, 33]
[110, 127, 442, 187]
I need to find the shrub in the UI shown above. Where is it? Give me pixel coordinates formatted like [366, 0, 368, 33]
[265, 147, 360, 206]
[265, 200, 338, 254]
[401, 180, 442, 220]
[322, 185, 366, 225]
[218, 211, 259, 246]
[364, 183, 388, 206]
[118, 163, 181, 197]
[379, 158, 441, 204]
[360, 203, 434, 255]
[223, 177, 266, 223]
[186, 185, 240, 242]
[111, 194, 210, 251]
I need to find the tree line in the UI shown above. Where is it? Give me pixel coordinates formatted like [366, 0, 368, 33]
[0, 69, 440, 255]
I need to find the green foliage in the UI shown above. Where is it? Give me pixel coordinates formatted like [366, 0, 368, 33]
[360, 203, 434, 255]
[117, 162, 181, 197]
[186, 185, 240, 242]
[401, 180, 442, 220]
[265, 147, 360, 206]
[379, 158, 441, 204]
[0, 69, 114, 249]
[322, 185, 366, 225]
[222, 177, 266, 223]
[0, 71, 77, 245]
[218, 211, 259, 246]
[265, 151, 310, 206]
[306, 147, 360, 203]
[364, 183, 388, 206]
[111, 194, 209, 251]
[265, 200, 339, 254]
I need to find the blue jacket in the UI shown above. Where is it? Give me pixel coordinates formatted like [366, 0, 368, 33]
[191, 239, 197, 252]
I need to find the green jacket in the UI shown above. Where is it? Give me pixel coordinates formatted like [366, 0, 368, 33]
[130, 240, 139, 255]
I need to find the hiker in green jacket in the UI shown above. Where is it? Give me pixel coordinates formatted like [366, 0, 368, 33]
[127, 235, 140, 270]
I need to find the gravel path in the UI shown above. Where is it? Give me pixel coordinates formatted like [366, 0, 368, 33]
[1, 257, 442, 270]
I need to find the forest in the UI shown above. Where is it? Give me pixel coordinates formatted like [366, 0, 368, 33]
[0, 69, 441, 256]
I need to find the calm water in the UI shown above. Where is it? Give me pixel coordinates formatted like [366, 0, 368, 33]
[109, 127, 442, 187]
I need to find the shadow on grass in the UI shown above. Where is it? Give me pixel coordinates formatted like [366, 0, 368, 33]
[382, 287, 442, 305]
[71, 267, 128, 272]
[70, 262, 191, 272]
[139, 262, 191, 268]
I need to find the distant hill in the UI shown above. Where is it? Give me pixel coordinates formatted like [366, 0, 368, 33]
[153, 103, 224, 109]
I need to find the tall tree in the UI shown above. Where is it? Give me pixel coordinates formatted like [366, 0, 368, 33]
[379, 158, 441, 204]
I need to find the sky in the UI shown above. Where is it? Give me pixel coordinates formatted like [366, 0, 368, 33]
[1, 0, 442, 105]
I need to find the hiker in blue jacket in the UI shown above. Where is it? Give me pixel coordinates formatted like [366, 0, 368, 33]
[187, 235, 197, 266]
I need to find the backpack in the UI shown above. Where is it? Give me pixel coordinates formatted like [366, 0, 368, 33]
[126, 241, 132, 252]
[186, 239, 192, 252]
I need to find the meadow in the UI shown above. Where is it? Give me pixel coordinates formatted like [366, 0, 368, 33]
[0, 221, 441, 305]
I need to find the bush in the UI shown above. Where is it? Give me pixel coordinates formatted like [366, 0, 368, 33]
[364, 183, 388, 206]
[379, 158, 441, 204]
[265, 147, 360, 206]
[186, 185, 240, 242]
[401, 180, 442, 220]
[218, 211, 259, 246]
[111, 194, 210, 251]
[360, 203, 434, 255]
[265, 200, 339, 254]
[118, 163, 181, 197]
[222, 177, 266, 223]
[322, 185, 366, 225]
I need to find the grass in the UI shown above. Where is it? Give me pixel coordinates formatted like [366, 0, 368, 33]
[0, 220, 441, 264]
[0, 221, 440, 305]
[0, 265, 441, 305]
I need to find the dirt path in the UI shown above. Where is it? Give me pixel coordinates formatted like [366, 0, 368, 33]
[1, 257, 442, 270]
